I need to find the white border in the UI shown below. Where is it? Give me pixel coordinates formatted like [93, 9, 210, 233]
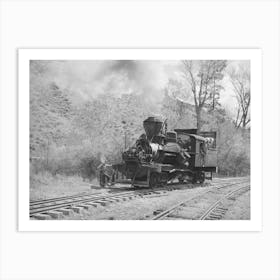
[18, 49, 262, 231]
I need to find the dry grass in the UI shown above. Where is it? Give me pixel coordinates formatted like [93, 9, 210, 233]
[30, 172, 97, 200]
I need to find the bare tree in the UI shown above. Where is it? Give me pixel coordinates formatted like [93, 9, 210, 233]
[181, 60, 227, 132]
[228, 63, 250, 128]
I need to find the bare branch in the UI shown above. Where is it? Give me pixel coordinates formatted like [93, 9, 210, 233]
[228, 64, 250, 128]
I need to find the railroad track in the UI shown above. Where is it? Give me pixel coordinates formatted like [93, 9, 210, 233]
[30, 178, 249, 220]
[30, 183, 194, 219]
[152, 181, 250, 220]
[199, 185, 250, 220]
[30, 190, 153, 219]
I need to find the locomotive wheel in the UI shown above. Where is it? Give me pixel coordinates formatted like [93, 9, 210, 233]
[149, 172, 159, 188]
[198, 178, 205, 184]
[192, 172, 205, 184]
[191, 173, 197, 184]
[198, 172, 205, 184]
[178, 177, 185, 184]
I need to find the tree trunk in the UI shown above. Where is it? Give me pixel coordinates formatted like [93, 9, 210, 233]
[196, 107, 202, 133]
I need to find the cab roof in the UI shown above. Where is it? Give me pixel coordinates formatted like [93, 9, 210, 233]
[178, 132, 206, 142]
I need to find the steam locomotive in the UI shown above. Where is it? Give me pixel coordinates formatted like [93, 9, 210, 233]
[99, 116, 217, 188]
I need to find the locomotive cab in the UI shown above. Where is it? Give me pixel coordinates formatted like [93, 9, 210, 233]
[175, 129, 217, 181]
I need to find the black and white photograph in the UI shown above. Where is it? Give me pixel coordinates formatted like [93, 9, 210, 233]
[28, 57, 251, 221]
[2, 1, 280, 280]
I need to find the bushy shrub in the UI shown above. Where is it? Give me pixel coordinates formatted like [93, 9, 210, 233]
[217, 122, 250, 176]
[30, 143, 102, 181]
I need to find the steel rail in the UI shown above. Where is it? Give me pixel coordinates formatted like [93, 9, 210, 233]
[30, 192, 104, 206]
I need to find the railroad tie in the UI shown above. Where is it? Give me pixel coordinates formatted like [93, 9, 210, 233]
[56, 208, 74, 215]
[94, 200, 109, 206]
[47, 211, 64, 219]
[166, 213, 182, 219]
[213, 211, 226, 215]
[79, 204, 92, 210]
[116, 196, 131, 201]
[153, 210, 163, 215]
[214, 208, 227, 214]
[208, 214, 222, 219]
[70, 206, 84, 213]
[31, 213, 52, 220]
[106, 198, 120, 202]
[106, 199, 119, 203]
[87, 202, 99, 207]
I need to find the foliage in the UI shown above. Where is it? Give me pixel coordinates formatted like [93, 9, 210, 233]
[30, 60, 250, 180]
[217, 122, 250, 176]
[30, 62, 155, 179]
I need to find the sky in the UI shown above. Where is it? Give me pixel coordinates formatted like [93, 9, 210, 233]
[43, 60, 249, 115]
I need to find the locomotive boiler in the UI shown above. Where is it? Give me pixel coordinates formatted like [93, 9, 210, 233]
[99, 116, 217, 188]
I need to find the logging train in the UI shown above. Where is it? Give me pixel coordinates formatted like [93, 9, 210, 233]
[99, 116, 217, 188]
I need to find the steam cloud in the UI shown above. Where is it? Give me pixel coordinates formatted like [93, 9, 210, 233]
[46, 60, 180, 107]
[36, 60, 246, 114]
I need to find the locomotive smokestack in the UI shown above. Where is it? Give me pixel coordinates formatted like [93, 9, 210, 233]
[143, 116, 163, 141]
